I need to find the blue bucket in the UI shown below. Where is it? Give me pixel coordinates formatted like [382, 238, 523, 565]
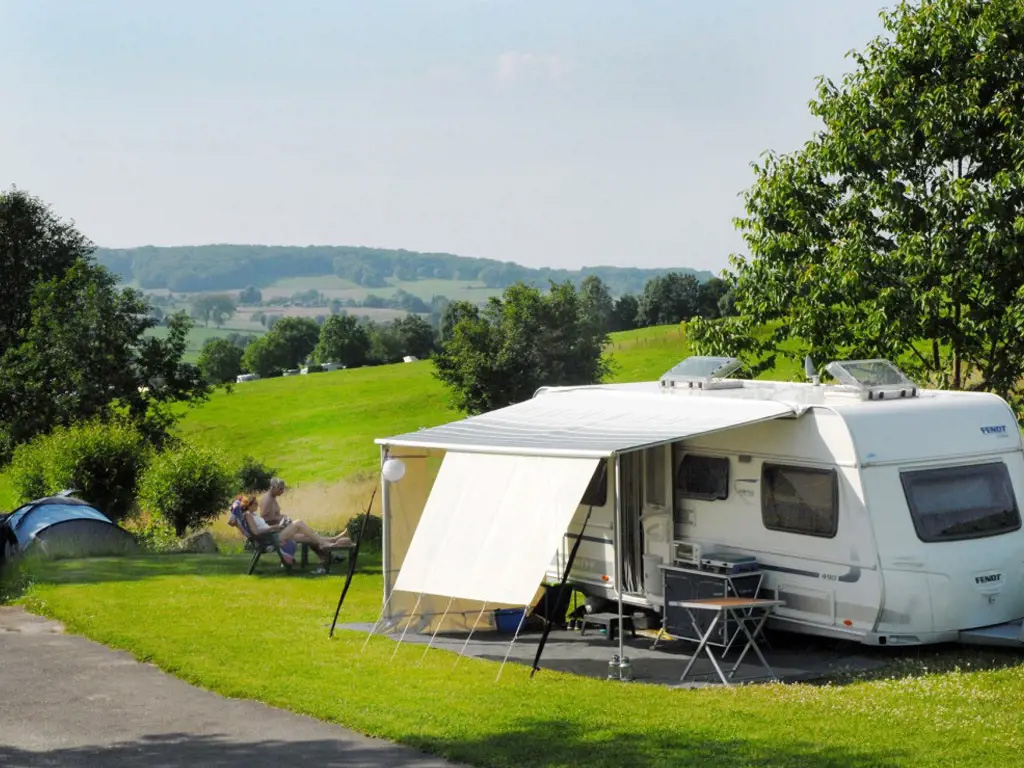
[493, 608, 526, 633]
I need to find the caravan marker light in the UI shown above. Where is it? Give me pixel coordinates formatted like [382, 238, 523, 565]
[382, 458, 406, 483]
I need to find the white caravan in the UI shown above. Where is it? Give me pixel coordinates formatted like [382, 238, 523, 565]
[376, 357, 1024, 648]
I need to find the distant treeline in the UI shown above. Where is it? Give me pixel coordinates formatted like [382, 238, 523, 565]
[94, 245, 713, 295]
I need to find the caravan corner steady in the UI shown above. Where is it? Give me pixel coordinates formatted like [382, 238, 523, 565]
[376, 357, 1024, 649]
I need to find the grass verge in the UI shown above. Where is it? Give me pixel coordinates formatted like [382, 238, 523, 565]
[15, 554, 1024, 768]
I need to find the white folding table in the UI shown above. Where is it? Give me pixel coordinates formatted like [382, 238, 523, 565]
[675, 597, 784, 685]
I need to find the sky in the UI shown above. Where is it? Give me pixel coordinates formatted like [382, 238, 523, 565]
[0, 1, 886, 272]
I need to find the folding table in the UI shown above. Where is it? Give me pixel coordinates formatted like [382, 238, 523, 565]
[674, 597, 784, 685]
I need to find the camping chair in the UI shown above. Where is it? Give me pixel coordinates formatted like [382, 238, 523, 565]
[228, 503, 296, 575]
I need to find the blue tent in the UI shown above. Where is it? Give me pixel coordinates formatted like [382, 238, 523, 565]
[0, 496, 137, 566]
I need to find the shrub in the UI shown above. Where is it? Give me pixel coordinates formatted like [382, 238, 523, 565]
[139, 443, 235, 536]
[120, 510, 179, 553]
[235, 455, 277, 494]
[345, 512, 382, 551]
[8, 421, 150, 522]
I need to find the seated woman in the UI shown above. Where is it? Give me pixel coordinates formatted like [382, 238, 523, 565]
[241, 495, 352, 552]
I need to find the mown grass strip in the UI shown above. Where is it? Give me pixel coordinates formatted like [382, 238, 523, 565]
[18, 554, 1024, 768]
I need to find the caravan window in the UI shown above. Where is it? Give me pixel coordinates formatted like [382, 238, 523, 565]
[677, 454, 729, 500]
[901, 462, 1021, 542]
[581, 461, 608, 507]
[762, 464, 838, 538]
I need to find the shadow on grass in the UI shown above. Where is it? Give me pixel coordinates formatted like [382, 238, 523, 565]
[0, 732, 443, 768]
[404, 716, 903, 768]
[3, 551, 384, 592]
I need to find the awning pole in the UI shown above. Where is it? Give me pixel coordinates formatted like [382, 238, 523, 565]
[496, 604, 531, 682]
[329, 481, 380, 638]
[392, 592, 424, 658]
[380, 445, 393, 613]
[614, 453, 625, 677]
[419, 596, 455, 664]
[452, 602, 488, 673]
[530, 472, 604, 678]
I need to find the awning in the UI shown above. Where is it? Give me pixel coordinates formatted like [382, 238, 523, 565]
[378, 386, 796, 458]
[393, 452, 600, 605]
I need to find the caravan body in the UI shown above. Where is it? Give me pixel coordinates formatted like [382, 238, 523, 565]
[551, 379, 1024, 646]
[378, 358, 1024, 647]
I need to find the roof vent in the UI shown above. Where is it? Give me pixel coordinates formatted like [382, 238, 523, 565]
[660, 356, 743, 390]
[824, 359, 918, 400]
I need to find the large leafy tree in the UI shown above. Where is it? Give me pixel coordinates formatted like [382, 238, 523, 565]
[691, 0, 1024, 405]
[434, 282, 610, 414]
[198, 338, 244, 384]
[267, 316, 321, 368]
[314, 314, 370, 367]
[0, 189, 208, 459]
[637, 272, 701, 327]
[579, 275, 615, 334]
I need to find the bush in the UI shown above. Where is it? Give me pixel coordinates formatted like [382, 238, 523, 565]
[235, 455, 277, 494]
[345, 512, 382, 551]
[139, 443, 235, 536]
[120, 511, 179, 553]
[8, 421, 150, 522]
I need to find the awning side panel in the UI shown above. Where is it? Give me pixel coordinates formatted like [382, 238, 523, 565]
[393, 452, 600, 606]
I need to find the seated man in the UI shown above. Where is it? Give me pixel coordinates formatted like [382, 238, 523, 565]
[259, 478, 352, 565]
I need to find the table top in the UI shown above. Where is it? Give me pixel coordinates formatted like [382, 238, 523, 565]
[673, 597, 784, 611]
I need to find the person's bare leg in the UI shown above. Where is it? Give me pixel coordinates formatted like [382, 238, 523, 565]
[280, 520, 332, 548]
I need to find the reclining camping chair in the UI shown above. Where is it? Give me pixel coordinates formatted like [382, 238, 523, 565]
[228, 501, 296, 575]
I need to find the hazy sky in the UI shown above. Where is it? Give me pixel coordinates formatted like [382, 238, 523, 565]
[1, 1, 885, 272]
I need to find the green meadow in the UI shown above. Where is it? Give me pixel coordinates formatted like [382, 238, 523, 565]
[0, 324, 800, 512]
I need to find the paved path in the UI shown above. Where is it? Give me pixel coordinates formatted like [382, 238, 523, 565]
[0, 607, 462, 768]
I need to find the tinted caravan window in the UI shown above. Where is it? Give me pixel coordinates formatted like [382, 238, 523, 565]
[677, 455, 729, 500]
[581, 461, 608, 507]
[762, 464, 838, 538]
[901, 462, 1021, 542]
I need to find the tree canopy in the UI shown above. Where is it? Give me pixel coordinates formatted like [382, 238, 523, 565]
[0, 189, 208, 460]
[314, 314, 370, 368]
[691, 0, 1024, 407]
[433, 282, 610, 414]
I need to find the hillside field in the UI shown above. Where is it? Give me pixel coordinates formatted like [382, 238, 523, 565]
[0, 324, 802, 512]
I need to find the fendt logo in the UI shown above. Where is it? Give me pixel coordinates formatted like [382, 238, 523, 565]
[980, 425, 1008, 435]
[975, 573, 1002, 585]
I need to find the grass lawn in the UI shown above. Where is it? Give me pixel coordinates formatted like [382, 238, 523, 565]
[16, 553, 1024, 768]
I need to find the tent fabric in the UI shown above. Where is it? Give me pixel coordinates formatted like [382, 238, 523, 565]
[377, 387, 795, 458]
[9, 503, 111, 548]
[393, 452, 600, 605]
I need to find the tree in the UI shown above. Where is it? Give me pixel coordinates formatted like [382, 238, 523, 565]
[637, 272, 700, 327]
[0, 189, 92, 353]
[314, 314, 370, 367]
[242, 333, 289, 377]
[367, 322, 405, 365]
[239, 285, 262, 304]
[268, 316, 321, 368]
[579, 275, 615, 334]
[198, 338, 244, 384]
[190, 294, 236, 327]
[696, 277, 729, 320]
[392, 315, 436, 359]
[690, 0, 1024, 401]
[434, 281, 610, 413]
[611, 294, 640, 332]
[439, 300, 478, 342]
[0, 190, 208, 460]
